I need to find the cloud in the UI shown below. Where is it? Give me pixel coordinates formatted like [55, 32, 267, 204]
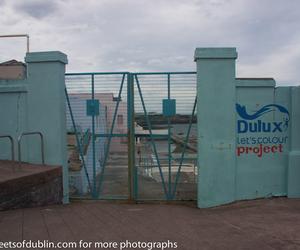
[13, 0, 59, 19]
[0, 0, 299, 85]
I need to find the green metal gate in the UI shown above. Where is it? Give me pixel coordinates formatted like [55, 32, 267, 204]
[65, 72, 197, 201]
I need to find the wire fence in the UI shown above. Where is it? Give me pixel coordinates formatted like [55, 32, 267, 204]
[65, 72, 197, 201]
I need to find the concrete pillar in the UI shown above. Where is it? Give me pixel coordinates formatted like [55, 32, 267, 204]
[25, 51, 69, 203]
[288, 86, 300, 197]
[194, 48, 237, 208]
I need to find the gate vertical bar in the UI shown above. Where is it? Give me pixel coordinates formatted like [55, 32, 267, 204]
[127, 73, 136, 201]
[167, 74, 171, 200]
[135, 75, 169, 199]
[171, 96, 197, 199]
[91, 74, 97, 198]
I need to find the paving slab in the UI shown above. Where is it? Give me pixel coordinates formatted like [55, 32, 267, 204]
[0, 198, 299, 249]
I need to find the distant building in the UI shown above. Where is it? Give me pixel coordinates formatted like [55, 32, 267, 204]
[66, 94, 106, 195]
[0, 60, 26, 80]
[66, 92, 128, 195]
[69, 93, 128, 152]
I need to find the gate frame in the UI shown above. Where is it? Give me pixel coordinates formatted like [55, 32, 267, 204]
[65, 71, 197, 201]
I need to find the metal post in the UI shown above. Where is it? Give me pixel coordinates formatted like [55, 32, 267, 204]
[127, 73, 136, 201]
[17, 132, 45, 167]
[167, 74, 172, 200]
[0, 34, 30, 53]
[91, 74, 97, 198]
[0, 135, 15, 161]
[26, 36, 29, 53]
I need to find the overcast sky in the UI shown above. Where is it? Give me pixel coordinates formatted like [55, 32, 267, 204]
[0, 0, 299, 85]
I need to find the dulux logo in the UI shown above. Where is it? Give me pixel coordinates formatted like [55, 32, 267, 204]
[236, 103, 290, 133]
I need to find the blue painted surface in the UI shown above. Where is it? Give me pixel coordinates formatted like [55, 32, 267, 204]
[0, 51, 69, 203]
[86, 99, 100, 116]
[236, 82, 290, 200]
[162, 99, 176, 117]
[195, 47, 237, 208]
[287, 86, 300, 197]
[195, 48, 300, 208]
[25, 51, 68, 64]
[1, 47, 299, 206]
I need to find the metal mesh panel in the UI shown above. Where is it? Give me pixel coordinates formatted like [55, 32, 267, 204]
[65, 71, 197, 201]
[134, 73, 197, 200]
[65, 73, 128, 199]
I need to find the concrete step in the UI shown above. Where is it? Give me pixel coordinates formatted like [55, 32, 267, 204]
[0, 160, 62, 211]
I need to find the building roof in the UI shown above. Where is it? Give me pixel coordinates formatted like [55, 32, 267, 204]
[0, 59, 26, 66]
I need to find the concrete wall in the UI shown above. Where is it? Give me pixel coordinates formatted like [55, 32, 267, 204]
[0, 51, 69, 203]
[196, 48, 237, 207]
[236, 80, 290, 199]
[0, 64, 26, 80]
[0, 82, 28, 160]
[195, 48, 300, 208]
[287, 86, 300, 197]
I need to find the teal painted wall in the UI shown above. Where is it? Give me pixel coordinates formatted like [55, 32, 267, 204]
[195, 48, 237, 208]
[236, 81, 290, 199]
[0, 82, 28, 160]
[288, 86, 300, 197]
[195, 47, 300, 208]
[0, 51, 69, 203]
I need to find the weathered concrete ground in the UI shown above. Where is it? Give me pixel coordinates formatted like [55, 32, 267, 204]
[0, 198, 299, 250]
